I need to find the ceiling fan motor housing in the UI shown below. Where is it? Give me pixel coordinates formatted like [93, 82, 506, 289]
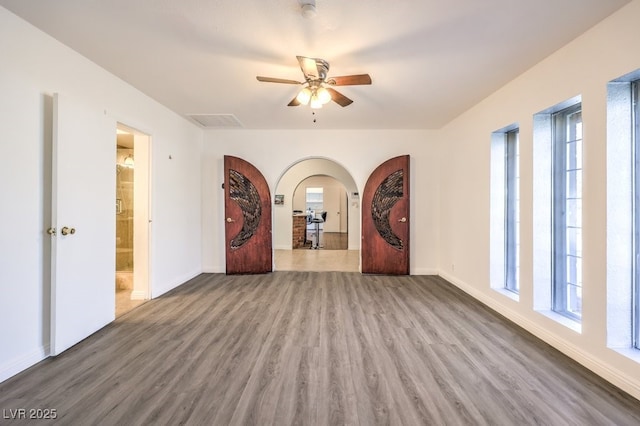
[312, 59, 329, 81]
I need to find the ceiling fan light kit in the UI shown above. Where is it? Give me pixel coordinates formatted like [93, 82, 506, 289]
[256, 55, 372, 109]
[296, 86, 331, 109]
[315, 87, 332, 104]
[296, 87, 312, 104]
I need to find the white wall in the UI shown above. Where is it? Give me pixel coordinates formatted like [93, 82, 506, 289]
[437, 0, 640, 399]
[201, 130, 441, 274]
[0, 7, 203, 382]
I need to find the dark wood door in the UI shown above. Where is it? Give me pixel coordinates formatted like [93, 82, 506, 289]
[361, 155, 410, 275]
[224, 155, 272, 274]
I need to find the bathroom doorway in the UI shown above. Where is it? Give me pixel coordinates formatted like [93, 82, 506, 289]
[115, 125, 150, 317]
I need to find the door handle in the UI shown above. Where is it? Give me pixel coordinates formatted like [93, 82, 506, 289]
[226, 217, 235, 223]
[398, 217, 407, 223]
[47, 227, 57, 236]
[61, 226, 76, 236]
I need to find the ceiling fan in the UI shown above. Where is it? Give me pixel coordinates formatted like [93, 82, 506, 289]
[256, 56, 372, 108]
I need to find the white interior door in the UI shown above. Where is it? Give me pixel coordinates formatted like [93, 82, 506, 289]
[340, 192, 348, 233]
[50, 93, 116, 355]
[322, 186, 344, 233]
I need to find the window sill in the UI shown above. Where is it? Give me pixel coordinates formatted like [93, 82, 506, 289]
[492, 287, 519, 302]
[611, 347, 640, 364]
[538, 310, 582, 334]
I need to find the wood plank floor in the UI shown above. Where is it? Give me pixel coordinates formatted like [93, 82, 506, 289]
[1, 272, 639, 425]
[321, 232, 348, 250]
[298, 232, 348, 250]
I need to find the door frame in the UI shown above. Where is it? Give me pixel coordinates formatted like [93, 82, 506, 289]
[272, 157, 360, 253]
[115, 123, 151, 305]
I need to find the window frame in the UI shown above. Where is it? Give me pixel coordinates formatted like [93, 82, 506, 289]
[504, 129, 519, 293]
[633, 80, 640, 348]
[551, 103, 583, 321]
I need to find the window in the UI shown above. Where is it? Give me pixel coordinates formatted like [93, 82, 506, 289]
[505, 129, 520, 293]
[490, 124, 519, 297]
[606, 74, 637, 349]
[552, 104, 583, 320]
[305, 187, 323, 214]
[633, 81, 640, 348]
[533, 96, 582, 329]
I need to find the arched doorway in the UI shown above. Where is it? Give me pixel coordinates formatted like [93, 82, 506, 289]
[272, 157, 360, 272]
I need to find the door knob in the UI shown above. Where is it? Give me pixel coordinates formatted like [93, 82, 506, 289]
[61, 226, 76, 236]
[226, 217, 235, 223]
[47, 227, 56, 236]
[398, 217, 407, 223]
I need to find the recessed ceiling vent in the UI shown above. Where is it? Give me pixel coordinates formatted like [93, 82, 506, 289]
[187, 114, 244, 129]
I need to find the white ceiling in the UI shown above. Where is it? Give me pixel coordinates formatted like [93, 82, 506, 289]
[0, 0, 630, 129]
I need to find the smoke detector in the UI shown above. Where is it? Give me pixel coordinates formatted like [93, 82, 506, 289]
[300, 0, 317, 19]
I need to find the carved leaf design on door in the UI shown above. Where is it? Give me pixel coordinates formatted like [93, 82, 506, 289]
[229, 169, 261, 249]
[371, 169, 404, 250]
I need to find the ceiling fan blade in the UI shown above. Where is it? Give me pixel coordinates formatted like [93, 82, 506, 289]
[326, 88, 353, 107]
[287, 96, 301, 107]
[327, 74, 372, 86]
[256, 76, 303, 84]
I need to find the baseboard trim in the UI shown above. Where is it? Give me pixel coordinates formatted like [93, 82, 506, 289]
[152, 269, 202, 299]
[438, 270, 640, 401]
[130, 290, 147, 300]
[411, 268, 439, 275]
[0, 345, 49, 384]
